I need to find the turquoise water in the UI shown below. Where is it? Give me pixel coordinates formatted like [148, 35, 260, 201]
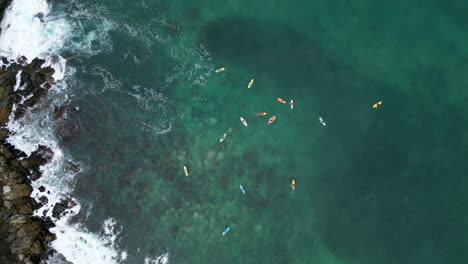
[55, 0, 468, 263]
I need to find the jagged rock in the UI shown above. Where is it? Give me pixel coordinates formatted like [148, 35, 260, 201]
[30, 58, 45, 70]
[65, 160, 80, 173]
[53, 105, 66, 120]
[29, 169, 42, 182]
[17, 56, 27, 65]
[0, 55, 58, 263]
[23, 87, 48, 107]
[52, 198, 75, 219]
[38, 67, 54, 77]
[1, 56, 8, 64]
[38, 196, 47, 205]
[51, 203, 67, 219]
[20, 145, 54, 170]
[30, 198, 42, 210]
[13, 103, 28, 120]
[19, 71, 31, 87]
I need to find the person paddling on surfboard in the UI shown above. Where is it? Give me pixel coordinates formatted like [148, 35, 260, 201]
[222, 226, 231, 236]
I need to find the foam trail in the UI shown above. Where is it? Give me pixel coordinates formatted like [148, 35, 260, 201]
[0, 0, 126, 263]
[144, 253, 170, 264]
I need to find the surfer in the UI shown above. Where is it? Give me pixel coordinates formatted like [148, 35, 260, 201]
[222, 226, 231, 236]
[277, 98, 286, 104]
[248, 79, 254, 88]
[183, 165, 189, 176]
[240, 184, 246, 195]
[372, 101, 382, 109]
[319, 117, 326, 126]
[291, 179, 296, 191]
[240, 117, 248, 127]
[267, 115, 277, 125]
[256, 112, 267, 116]
[219, 133, 227, 142]
[290, 99, 294, 110]
[215, 67, 225, 73]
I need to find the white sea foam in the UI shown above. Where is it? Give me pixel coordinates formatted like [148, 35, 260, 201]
[144, 253, 170, 264]
[0, 0, 126, 263]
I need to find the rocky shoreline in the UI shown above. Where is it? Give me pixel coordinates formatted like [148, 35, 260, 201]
[0, 57, 60, 263]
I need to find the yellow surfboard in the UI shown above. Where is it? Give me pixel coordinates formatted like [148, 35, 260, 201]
[215, 67, 225, 73]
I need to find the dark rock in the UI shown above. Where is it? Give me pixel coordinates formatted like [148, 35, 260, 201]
[38, 196, 48, 205]
[0, 66, 17, 86]
[20, 145, 54, 170]
[38, 67, 54, 77]
[1, 56, 8, 64]
[29, 169, 42, 181]
[16, 80, 35, 97]
[23, 87, 48, 107]
[30, 58, 45, 71]
[19, 70, 31, 87]
[17, 56, 27, 65]
[33, 71, 47, 85]
[38, 186, 45, 192]
[51, 198, 74, 220]
[65, 160, 80, 173]
[47, 76, 55, 85]
[30, 197, 42, 210]
[13, 104, 28, 120]
[53, 105, 66, 120]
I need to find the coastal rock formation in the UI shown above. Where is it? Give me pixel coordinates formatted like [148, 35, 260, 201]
[0, 55, 59, 263]
[0, 0, 12, 27]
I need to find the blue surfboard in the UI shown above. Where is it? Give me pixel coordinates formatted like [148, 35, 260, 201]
[222, 226, 231, 236]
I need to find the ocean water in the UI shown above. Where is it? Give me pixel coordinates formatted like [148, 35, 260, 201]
[1, 0, 468, 263]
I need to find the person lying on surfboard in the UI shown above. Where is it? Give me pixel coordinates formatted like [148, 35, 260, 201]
[277, 98, 286, 104]
[257, 112, 267, 116]
[215, 67, 225, 73]
[319, 117, 326, 126]
[291, 179, 296, 191]
[240, 117, 248, 127]
[219, 133, 227, 142]
[240, 184, 246, 195]
[372, 101, 382, 109]
[267, 115, 277, 125]
[248, 79, 254, 88]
